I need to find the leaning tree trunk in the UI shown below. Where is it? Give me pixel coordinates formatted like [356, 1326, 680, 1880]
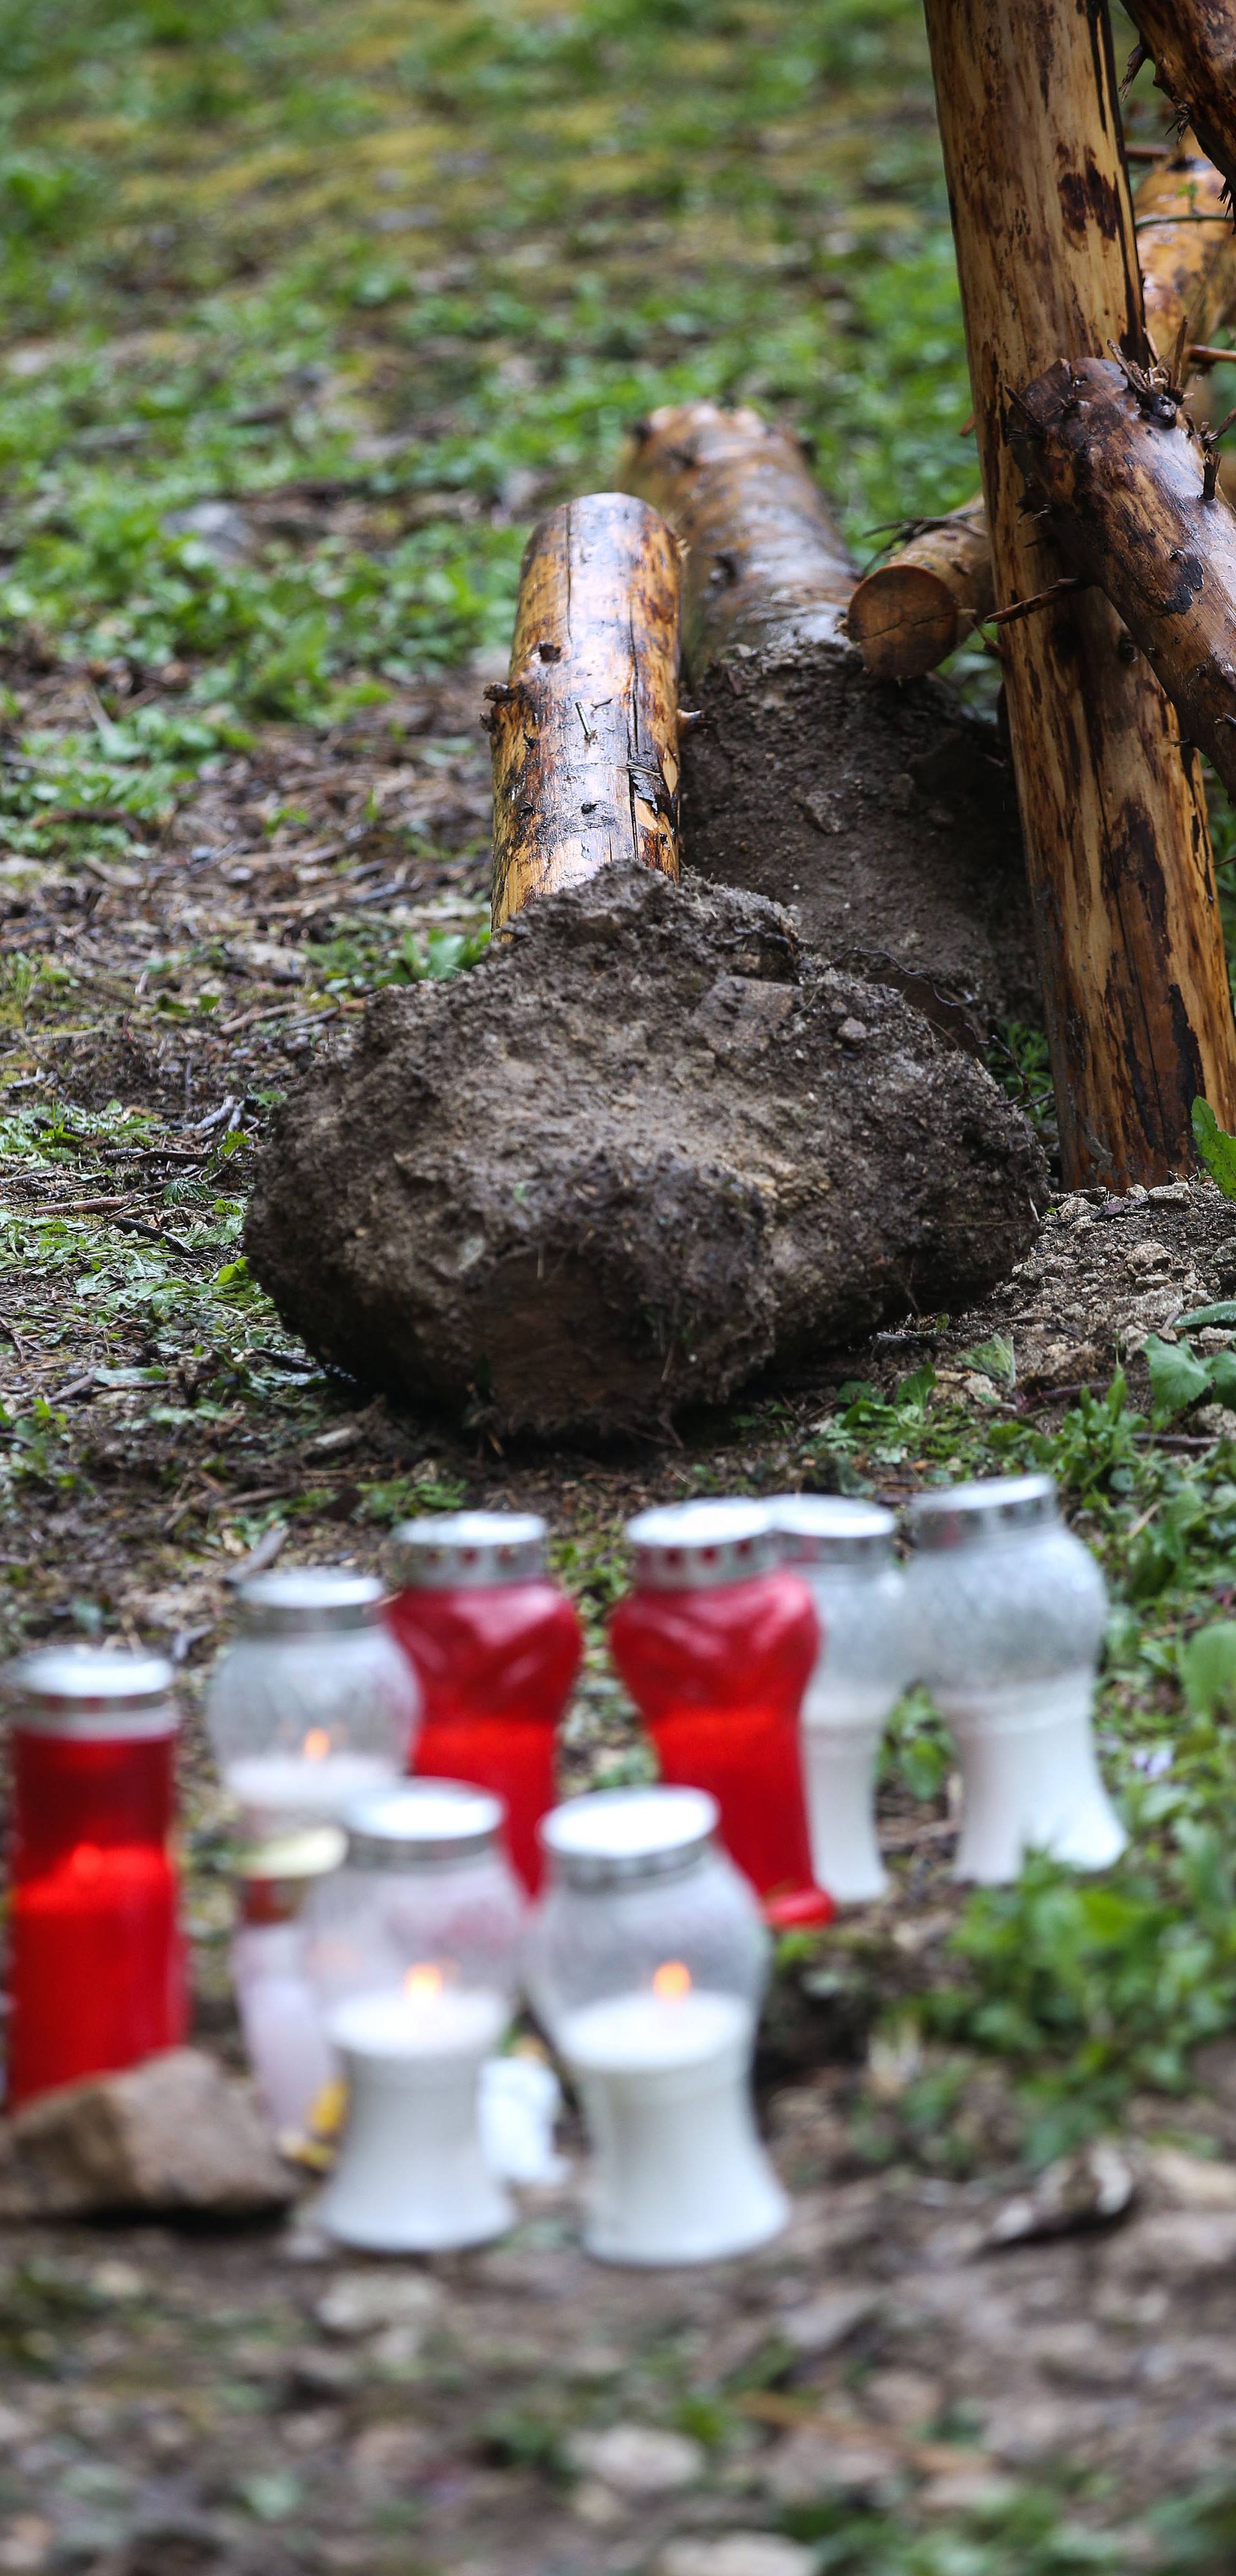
[923, 0, 1236, 1187]
[1010, 357, 1236, 800]
[848, 135, 1236, 683]
[487, 493, 681, 930]
[1125, 0, 1236, 214]
[621, 401, 1037, 1036]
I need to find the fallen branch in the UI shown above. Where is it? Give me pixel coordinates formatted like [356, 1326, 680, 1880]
[848, 135, 1236, 681]
[621, 400, 1036, 1033]
[1008, 354, 1236, 801]
[1124, 0, 1236, 216]
[485, 493, 680, 930]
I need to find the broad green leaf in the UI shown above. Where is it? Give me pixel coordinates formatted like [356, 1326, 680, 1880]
[1181, 1622, 1236, 1723]
[1192, 1097, 1236, 1200]
[1205, 1348, 1236, 1408]
[1143, 1332, 1211, 1418]
[1177, 1302, 1236, 1331]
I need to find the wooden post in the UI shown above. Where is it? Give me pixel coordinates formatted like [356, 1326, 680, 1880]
[1010, 355, 1236, 799]
[922, 0, 1236, 1186]
[487, 493, 681, 931]
[1124, 0, 1236, 211]
[848, 135, 1236, 683]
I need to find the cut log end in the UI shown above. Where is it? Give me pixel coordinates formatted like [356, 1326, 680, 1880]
[847, 560, 968, 679]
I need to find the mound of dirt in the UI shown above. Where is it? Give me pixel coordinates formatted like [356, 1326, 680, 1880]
[244, 867, 1047, 1437]
[682, 639, 1037, 1039]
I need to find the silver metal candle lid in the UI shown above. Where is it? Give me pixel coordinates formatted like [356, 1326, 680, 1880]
[236, 1567, 386, 1636]
[390, 1512, 547, 1589]
[541, 1786, 720, 1887]
[3, 1645, 178, 1738]
[626, 1499, 778, 1591]
[908, 1472, 1058, 1551]
[344, 1781, 505, 1868]
[769, 1495, 896, 1567]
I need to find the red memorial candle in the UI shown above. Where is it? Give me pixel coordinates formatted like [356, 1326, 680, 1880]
[387, 1514, 583, 1893]
[608, 1501, 833, 1929]
[5, 1648, 187, 2107]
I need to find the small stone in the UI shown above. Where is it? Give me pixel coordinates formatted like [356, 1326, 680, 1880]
[1148, 1180, 1192, 1204]
[1146, 2146, 1236, 2209]
[162, 498, 253, 563]
[836, 1018, 868, 1045]
[565, 2424, 705, 2496]
[570, 2479, 628, 2528]
[919, 2466, 1017, 2515]
[984, 2141, 1135, 2248]
[0, 2049, 292, 2218]
[778, 2289, 881, 2358]
[656, 2539, 818, 2576]
[314, 2270, 442, 2341]
[0, 2412, 33, 2450]
[763, 2426, 895, 2503]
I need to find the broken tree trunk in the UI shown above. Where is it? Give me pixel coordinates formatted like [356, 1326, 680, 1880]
[1009, 356, 1236, 802]
[487, 493, 680, 930]
[1125, 0, 1236, 214]
[849, 135, 1236, 683]
[922, 0, 1236, 1187]
[621, 401, 1037, 1034]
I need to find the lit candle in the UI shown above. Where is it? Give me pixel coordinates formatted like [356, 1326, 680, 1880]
[206, 1567, 417, 1831]
[231, 1827, 345, 2140]
[305, 1784, 524, 2251]
[528, 1788, 789, 2266]
[3, 1647, 187, 2106]
[769, 1496, 913, 1905]
[906, 1474, 1126, 1882]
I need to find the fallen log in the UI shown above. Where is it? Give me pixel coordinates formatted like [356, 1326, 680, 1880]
[621, 401, 1037, 1034]
[1008, 355, 1236, 802]
[849, 135, 1236, 683]
[244, 867, 1045, 1438]
[923, 0, 1236, 1187]
[487, 493, 680, 930]
[1125, 0, 1236, 216]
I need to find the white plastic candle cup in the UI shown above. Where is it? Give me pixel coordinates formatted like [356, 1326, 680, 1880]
[304, 1781, 524, 2252]
[206, 1567, 418, 1832]
[526, 1786, 788, 2266]
[230, 1826, 344, 2140]
[905, 1474, 1125, 1884]
[769, 1496, 912, 1904]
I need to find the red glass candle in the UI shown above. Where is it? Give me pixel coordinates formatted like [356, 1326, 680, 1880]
[386, 1513, 583, 1893]
[608, 1502, 832, 1929]
[5, 1648, 187, 2107]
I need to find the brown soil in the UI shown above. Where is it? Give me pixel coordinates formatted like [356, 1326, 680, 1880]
[243, 866, 1046, 1437]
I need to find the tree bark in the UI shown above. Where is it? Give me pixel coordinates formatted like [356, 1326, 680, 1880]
[923, 0, 1236, 1187]
[621, 401, 856, 668]
[620, 402, 1036, 1036]
[1010, 355, 1236, 800]
[1125, 0, 1236, 214]
[849, 135, 1236, 683]
[846, 497, 993, 681]
[487, 493, 681, 931]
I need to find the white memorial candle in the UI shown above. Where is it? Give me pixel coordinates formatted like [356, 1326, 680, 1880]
[315, 1967, 513, 2253]
[227, 1739, 398, 1828]
[232, 1922, 337, 2138]
[770, 1497, 912, 1906]
[558, 1967, 787, 2266]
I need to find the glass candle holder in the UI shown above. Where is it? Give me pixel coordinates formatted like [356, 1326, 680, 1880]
[526, 1786, 787, 2266]
[387, 1513, 583, 1893]
[769, 1496, 913, 1906]
[3, 1647, 187, 2107]
[304, 1782, 524, 2251]
[231, 1824, 345, 2141]
[905, 1473, 1125, 1884]
[607, 1501, 828, 1927]
[206, 1567, 418, 1832]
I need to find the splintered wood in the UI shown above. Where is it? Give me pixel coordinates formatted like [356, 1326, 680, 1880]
[487, 493, 681, 930]
[1125, 0, 1236, 215]
[923, 0, 1236, 1187]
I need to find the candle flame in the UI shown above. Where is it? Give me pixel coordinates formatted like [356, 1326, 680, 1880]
[652, 1960, 692, 2001]
[302, 1728, 331, 1762]
[404, 1962, 445, 2002]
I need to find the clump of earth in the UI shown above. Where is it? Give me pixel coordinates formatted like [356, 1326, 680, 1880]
[245, 866, 1047, 1438]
